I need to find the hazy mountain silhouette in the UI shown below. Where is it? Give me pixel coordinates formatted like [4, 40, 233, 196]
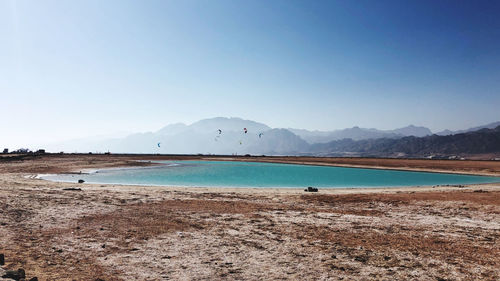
[44, 117, 499, 157]
[391, 125, 432, 137]
[156, 123, 189, 136]
[309, 126, 500, 157]
[289, 125, 431, 144]
[246, 129, 309, 155]
[436, 121, 500, 136]
[46, 117, 275, 154]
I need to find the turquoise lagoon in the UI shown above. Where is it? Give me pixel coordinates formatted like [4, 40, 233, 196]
[41, 160, 500, 188]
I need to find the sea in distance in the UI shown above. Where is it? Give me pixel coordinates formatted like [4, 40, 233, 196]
[41, 160, 500, 188]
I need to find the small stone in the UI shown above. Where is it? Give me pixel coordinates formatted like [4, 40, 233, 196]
[0, 253, 4, 265]
[63, 187, 82, 191]
[354, 256, 368, 263]
[2, 268, 26, 280]
[78, 179, 85, 183]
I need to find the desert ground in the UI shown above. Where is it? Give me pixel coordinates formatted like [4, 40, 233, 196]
[0, 154, 499, 280]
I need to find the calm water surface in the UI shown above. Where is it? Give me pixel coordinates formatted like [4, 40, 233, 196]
[42, 160, 500, 188]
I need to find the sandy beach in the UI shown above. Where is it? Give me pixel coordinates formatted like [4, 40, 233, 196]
[1, 154, 499, 280]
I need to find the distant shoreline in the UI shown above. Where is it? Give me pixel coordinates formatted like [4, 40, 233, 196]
[3, 152, 498, 177]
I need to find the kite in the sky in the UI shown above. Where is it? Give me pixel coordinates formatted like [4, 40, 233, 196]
[218, 129, 222, 134]
[243, 128, 248, 134]
[157, 142, 161, 148]
[259, 133, 263, 138]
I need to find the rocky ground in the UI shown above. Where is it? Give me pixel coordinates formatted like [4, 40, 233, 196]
[0, 155, 499, 280]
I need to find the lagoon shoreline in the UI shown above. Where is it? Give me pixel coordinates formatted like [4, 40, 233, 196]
[1, 154, 499, 280]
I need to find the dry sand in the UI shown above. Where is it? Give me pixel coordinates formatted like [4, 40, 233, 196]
[0, 154, 499, 280]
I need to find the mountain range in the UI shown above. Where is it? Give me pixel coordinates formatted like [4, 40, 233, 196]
[289, 125, 432, 143]
[44, 117, 500, 158]
[309, 126, 500, 158]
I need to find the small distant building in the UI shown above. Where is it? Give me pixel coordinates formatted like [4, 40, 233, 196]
[36, 149, 46, 154]
[2, 148, 8, 154]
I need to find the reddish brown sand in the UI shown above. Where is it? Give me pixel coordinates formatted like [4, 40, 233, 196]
[0, 154, 499, 280]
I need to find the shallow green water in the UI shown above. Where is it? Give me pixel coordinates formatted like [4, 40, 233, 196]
[42, 160, 500, 188]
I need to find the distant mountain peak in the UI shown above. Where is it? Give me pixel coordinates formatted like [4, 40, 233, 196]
[189, 117, 271, 133]
[436, 121, 500, 136]
[391, 125, 432, 137]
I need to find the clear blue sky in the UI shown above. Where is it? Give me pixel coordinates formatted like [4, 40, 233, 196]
[1, 0, 499, 148]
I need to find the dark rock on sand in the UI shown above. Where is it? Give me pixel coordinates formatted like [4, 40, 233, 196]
[304, 186, 318, 192]
[354, 256, 368, 263]
[0, 253, 4, 265]
[63, 187, 82, 191]
[78, 179, 85, 183]
[2, 268, 25, 280]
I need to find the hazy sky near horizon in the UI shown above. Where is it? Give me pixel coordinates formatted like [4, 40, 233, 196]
[1, 0, 500, 148]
